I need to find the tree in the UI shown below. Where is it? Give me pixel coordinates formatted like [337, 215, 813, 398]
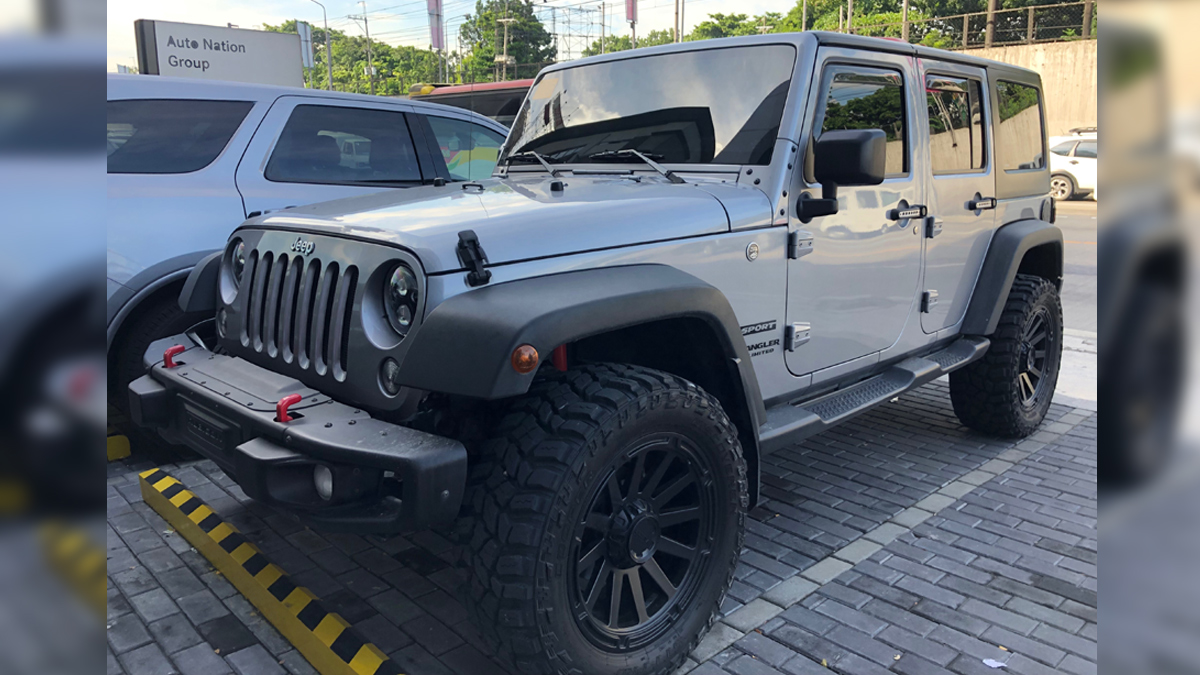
[459, 0, 556, 82]
[581, 28, 675, 57]
[263, 20, 451, 96]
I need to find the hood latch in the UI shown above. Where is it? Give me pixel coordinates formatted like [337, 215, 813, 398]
[456, 230, 492, 287]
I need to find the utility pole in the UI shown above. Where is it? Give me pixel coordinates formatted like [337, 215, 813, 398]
[498, 17, 515, 80]
[600, 1, 605, 53]
[352, 1, 375, 95]
[846, 0, 854, 34]
[901, 0, 909, 42]
[674, 0, 680, 43]
[679, 0, 684, 40]
[985, 0, 998, 46]
[310, 0, 332, 90]
[757, 16, 773, 33]
[802, 0, 808, 31]
[838, 5, 843, 32]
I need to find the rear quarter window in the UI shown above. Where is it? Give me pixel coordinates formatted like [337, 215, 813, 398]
[994, 81, 1045, 171]
[107, 99, 254, 174]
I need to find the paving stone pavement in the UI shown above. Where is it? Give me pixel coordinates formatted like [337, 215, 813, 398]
[106, 380, 1096, 675]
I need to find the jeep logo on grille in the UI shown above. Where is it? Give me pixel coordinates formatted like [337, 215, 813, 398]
[290, 237, 315, 256]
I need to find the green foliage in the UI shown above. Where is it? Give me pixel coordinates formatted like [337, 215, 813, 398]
[821, 85, 905, 141]
[459, 0, 557, 82]
[264, 20, 447, 95]
[581, 29, 675, 57]
[688, 12, 783, 40]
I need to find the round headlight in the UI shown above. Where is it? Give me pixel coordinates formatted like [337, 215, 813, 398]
[384, 264, 419, 337]
[230, 240, 246, 288]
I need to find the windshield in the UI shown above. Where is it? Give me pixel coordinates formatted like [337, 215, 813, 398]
[504, 44, 796, 166]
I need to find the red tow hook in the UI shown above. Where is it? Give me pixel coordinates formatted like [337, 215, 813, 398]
[551, 344, 568, 372]
[276, 394, 304, 423]
[163, 345, 186, 369]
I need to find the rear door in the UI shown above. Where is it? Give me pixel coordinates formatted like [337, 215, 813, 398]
[1070, 139, 1097, 191]
[236, 96, 431, 216]
[785, 50, 925, 377]
[918, 61, 996, 333]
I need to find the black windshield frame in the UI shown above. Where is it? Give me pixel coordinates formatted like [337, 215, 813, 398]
[504, 44, 798, 167]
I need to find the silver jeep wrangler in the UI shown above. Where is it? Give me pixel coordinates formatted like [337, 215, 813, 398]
[130, 32, 1062, 675]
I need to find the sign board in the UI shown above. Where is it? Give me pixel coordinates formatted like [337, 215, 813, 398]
[297, 21, 314, 69]
[626, 0, 638, 23]
[135, 20, 303, 87]
[426, 0, 445, 51]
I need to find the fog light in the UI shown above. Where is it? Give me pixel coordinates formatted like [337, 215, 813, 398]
[216, 308, 228, 338]
[314, 465, 334, 501]
[380, 358, 401, 396]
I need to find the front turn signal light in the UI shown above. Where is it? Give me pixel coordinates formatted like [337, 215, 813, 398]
[511, 344, 539, 374]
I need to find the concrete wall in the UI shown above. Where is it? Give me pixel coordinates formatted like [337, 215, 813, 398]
[962, 40, 1097, 137]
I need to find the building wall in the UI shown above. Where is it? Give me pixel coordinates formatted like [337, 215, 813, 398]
[963, 40, 1097, 137]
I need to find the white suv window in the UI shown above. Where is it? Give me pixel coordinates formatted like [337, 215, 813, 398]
[265, 105, 422, 186]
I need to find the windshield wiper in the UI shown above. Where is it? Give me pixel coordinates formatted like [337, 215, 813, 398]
[586, 149, 685, 184]
[503, 150, 559, 177]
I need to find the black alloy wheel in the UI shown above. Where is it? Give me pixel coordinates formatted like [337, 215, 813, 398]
[571, 434, 715, 650]
[1017, 306, 1052, 407]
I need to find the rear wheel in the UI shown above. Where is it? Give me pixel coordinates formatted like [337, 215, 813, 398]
[1050, 173, 1076, 201]
[951, 274, 1063, 437]
[462, 363, 746, 675]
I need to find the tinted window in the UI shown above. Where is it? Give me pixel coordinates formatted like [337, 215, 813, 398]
[818, 69, 907, 176]
[506, 45, 796, 165]
[926, 75, 985, 173]
[427, 117, 506, 180]
[265, 105, 422, 186]
[1051, 141, 1078, 156]
[107, 99, 253, 174]
[1074, 140, 1097, 158]
[995, 81, 1044, 171]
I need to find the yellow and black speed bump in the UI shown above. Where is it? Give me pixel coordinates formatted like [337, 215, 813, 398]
[138, 468, 403, 675]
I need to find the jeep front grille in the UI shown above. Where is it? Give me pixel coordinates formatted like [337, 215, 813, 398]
[240, 250, 358, 381]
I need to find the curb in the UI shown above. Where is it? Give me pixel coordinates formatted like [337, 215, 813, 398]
[107, 434, 131, 462]
[138, 468, 402, 675]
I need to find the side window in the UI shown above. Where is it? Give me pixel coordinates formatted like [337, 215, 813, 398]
[1051, 141, 1078, 157]
[816, 68, 907, 177]
[427, 116, 506, 180]
[107, 99, 254, 174]
[265, 105, 422, 186]
[925, 75, 985, 174]
[1074, 140, 1097, 158]
[994, 81, 1045, 171]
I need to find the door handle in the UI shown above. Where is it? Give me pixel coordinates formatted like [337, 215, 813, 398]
[1069, 160, 1079, 165]
[968, 195, 996, 211]
[886, 202, 927, 221]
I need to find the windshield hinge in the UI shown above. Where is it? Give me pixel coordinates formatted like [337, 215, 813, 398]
[457, 230, 492, 287]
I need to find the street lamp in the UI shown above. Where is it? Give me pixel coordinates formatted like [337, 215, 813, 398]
[310, 0, 333, 90]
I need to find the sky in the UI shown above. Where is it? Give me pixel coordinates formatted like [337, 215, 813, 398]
[107, 0, 789, 72]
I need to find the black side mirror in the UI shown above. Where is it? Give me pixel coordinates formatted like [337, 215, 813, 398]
[797, 129, 888, 222]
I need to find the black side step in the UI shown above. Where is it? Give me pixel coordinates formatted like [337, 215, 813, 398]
[759, 336, 989, 454]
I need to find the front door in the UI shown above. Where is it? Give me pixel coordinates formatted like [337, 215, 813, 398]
[919, 62, 997, 333]
[785, 51, 925, 377]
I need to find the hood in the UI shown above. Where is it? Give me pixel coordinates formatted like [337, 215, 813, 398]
[250, 174, 743, 273]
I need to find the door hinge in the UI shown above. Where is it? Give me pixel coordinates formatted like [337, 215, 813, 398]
[786, 323, 811, 351]
[921, 290, 939, 313]
[788, 231, 814, 259]
[925, 217, 943, 239]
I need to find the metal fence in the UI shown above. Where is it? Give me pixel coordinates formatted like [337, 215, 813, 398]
[852, 1, 1096, 50]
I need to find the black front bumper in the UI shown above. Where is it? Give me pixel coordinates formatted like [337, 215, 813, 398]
[128, 333, 467, 534]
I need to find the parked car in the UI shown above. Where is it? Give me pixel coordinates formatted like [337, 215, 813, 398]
[411, 78, 535, 127]
[107, 74, 509, 429]
[1049, 128, 1098, 200]
[129, 33, 1062, 675]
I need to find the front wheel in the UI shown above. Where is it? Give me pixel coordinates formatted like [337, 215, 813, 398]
[1050, 173, 1077, 201]
[950, 274, 1063, 437]
[462, 363, 747, 675]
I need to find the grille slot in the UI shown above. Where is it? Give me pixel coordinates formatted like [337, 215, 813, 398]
[240, 251, 358, 379]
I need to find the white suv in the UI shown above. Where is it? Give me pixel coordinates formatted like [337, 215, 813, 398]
[1049, 129, 1097, 200]
[107, 74, 509, 426]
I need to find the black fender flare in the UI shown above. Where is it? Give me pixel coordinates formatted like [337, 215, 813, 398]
[962, 219, 1063, 336]
[399, 264, 765, 419]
